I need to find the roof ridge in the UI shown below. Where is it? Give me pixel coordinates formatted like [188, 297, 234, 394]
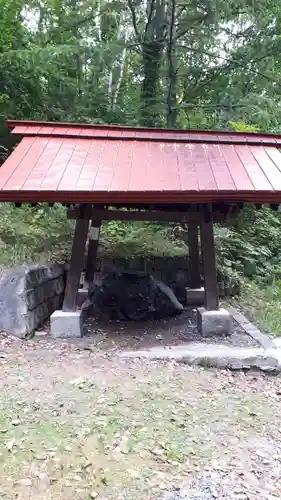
[6, 119, 281, 141]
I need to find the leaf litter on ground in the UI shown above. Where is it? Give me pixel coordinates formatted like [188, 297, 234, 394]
[0, 334, 281, 499]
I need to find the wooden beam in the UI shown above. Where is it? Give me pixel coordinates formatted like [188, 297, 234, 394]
[85, 220, 101, 285]
[67, 206, 241, 224]
[67, 207, 197, 223]
[199, 205, 219, 310]
[62, 205, 90, 312]
[188, 218, 201, 288]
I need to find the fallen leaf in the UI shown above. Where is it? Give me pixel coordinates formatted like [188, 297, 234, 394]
[34, 453, 48, 460]
[127, 469, 140, 478]
[82, 461, 92, 470]
[90, 491, 99, 498]
[11, 419, 21, 426]
[119, 442, 129, 454]
[6, 438, 16, 452]
[14, 478, 32, 487]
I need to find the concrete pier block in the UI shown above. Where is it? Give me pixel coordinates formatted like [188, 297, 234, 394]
[197, 307, 232, 337]
[50, 310, 83, 338]
[77, 288, 88, 307]
[185, 287, 205, 306]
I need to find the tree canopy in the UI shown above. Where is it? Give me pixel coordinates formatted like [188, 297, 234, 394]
[1, 0, 281, 133]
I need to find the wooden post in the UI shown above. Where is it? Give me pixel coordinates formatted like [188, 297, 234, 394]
[199, 205, 219, 311]
[62, 205, 90, 312]
[84, 219, 101, 286]
[187, 217, 201, 288]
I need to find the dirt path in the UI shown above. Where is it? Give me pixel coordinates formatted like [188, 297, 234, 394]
[0, 333, 281, 500]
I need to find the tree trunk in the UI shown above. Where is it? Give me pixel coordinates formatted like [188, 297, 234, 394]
[140, 40, 163, 127]
[166, 0, 177, 128]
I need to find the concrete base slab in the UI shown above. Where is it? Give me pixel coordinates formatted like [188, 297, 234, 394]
[50, 310, 83, 338]
[227, 306, 274, 349]
[197, 307, 232, 337]
[185, 287, 205, 306]
[118, 344, 281, 373]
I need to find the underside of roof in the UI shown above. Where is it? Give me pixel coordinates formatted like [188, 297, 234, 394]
[2, 120, 281, 204]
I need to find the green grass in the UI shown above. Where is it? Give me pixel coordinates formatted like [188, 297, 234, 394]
[227, 280, 281, 336]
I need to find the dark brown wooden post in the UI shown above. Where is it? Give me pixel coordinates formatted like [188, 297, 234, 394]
[187, 216, 201, 288]
[85, 219, 101, 286]
[62, 205, 90, 312]
[199, 205, 219, 311]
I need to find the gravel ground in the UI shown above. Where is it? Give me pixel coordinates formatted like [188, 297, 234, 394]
[81, 308, 260, 352]
[0, 332, 280, 500]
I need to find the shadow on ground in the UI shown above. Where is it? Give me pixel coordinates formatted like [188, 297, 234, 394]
[80, 308, 259, 352]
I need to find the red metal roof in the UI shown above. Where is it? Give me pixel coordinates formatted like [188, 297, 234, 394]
[2, 120, 281, 204]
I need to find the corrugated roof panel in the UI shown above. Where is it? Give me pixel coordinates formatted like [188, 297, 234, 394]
[235, 145, 273, 190]
[92, 139, 119, 190]
[4, 137, 49, 190]
[23, 138, 63, 190]
[58, 139, 92, 190]
[79, 128, 99, 137]
[39, 126, 55, 135]
[177, 144, 199, 191]
[127, 141, 145, 191]
[260, 137, 277, 145]
[264, 146, 281, 172]
[250, 146, 281, 190]
[8, 120, 281, 146]
[110, 140, 134, 191]
[190, 144, 218, 190]
[221, 145, 254, 191]
[3, 124, 281, 203]
[51, 127, 70, 136]
[25, 126, 42, 134]
[0, 137, 36, 189]
[64, 127, 83, 136]
[74, 140, 106, 191]
[160, 143, 181, 191]
[13, 125, 29, 134]
[40, 139, 77, 190]
[208, 144, 236, 190]
[145, 142, 166, 191]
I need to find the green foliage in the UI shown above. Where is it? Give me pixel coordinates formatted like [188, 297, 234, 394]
[215, 205, 281, 286]
[229, 120, 260, 133]
[1, 0, 281, 130]
[0, 205, 188, 267]
[0, 203, 74, 266]
[229, 280, 281, 336]
[100, 221, 187, 257]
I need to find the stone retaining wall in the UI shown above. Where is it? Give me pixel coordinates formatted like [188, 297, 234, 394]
[83, 256, 239, 301]
[0, 264, 65, 338]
